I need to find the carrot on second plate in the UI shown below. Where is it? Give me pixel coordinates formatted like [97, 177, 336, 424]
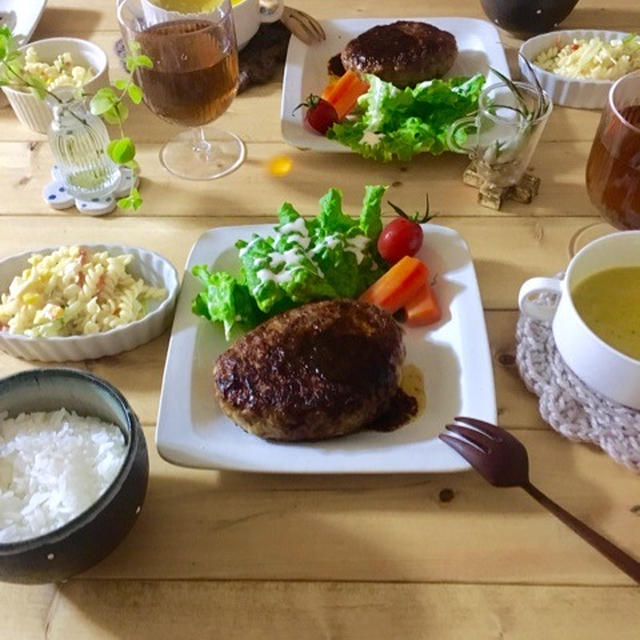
[359, 256, 429, 314]
[321, 70, 369, 120]
[404, 282, 441, 327]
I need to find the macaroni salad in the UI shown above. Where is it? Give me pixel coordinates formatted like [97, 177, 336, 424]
[23, 47, 94, 90]
[0, 246, 167, 337]
[534, 35, 640, 81]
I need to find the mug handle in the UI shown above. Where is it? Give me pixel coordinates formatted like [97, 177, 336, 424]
[518, 277, 563, 322]
[447, 114, 477, 154]
[259, 0, 284, 23]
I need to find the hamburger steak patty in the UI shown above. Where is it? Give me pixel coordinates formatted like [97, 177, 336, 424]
[213, 299, 407, 442]
[340, 21, 457, 88]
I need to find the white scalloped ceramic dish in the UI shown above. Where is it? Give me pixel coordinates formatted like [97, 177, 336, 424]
[0, 244, 179, 362]
[519, 29, 630, 110]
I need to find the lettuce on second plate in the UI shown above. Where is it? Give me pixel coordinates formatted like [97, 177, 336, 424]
[192, 185, 388, 339]
[328, 73, 486, 162]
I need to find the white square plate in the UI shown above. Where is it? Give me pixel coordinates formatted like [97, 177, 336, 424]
[281, 17, 511, 151]
[156, 224, 496, 473]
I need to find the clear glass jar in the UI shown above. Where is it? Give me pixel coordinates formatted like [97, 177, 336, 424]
[47, 99, 120, 200]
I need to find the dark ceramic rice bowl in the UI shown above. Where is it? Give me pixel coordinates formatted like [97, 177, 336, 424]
[0, 368, 148, 584]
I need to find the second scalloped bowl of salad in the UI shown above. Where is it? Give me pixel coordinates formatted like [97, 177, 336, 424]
[519, 30, 640, 109]
[0, 244, 179, 362]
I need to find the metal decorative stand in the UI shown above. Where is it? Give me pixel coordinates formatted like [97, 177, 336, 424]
[42, 165, 139, 216]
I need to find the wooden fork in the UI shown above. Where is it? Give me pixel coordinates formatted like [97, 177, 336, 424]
[280, 6, 326, 45]
[440, 416, 640, 584]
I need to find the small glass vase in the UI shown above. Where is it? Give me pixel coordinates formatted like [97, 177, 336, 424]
[47, 98, 120, 200]
[448, 81, 552, 188]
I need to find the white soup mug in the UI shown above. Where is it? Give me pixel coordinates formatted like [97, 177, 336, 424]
[518, 231, 640, 409]
[140, 0, 283, 50]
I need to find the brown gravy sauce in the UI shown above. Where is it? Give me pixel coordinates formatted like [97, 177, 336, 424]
[367, 364, 425, 433]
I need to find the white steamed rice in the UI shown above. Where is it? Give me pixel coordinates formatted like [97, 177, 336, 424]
[0, 408, 127, 543]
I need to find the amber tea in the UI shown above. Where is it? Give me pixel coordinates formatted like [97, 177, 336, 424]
[135, 19, 239, 128]
[586, 73, 640, 230]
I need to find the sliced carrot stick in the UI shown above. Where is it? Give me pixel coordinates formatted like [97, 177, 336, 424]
[321, 70, 369, 120]
[321, 79, 338, 101]
[404, 282, 442, 327]
[359, 256, 429, 314]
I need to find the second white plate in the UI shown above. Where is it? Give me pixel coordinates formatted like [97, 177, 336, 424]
[156, 223, 496, 473]
[281, 17, 511, 151]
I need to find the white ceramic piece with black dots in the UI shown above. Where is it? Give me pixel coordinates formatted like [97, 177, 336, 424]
[42, 165, 139, 216]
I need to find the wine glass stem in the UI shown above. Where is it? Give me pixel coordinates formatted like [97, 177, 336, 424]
[192, 127, 212, 155]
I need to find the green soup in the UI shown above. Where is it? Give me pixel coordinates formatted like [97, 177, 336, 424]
[572, 266, 640, 360]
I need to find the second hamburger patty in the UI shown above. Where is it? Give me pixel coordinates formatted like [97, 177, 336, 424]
[340, 21, 458, 88]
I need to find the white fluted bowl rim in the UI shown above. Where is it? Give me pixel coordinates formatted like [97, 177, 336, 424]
[0, 244, 179, 362]
[519, 29, 631, 109]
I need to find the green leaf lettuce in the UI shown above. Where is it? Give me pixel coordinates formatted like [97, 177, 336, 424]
[328, 73, 486, 162]
[191, 185, 388, 339]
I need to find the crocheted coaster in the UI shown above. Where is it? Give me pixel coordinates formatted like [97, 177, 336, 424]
[516, 311, 640, 472]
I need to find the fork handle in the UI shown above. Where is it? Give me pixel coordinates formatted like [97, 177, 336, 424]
[523, 481, 640, 584]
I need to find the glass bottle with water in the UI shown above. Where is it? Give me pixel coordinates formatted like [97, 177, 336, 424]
[48, 99, 120, 200]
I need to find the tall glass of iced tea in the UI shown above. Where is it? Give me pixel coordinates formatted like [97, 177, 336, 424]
[586, 71, 640, 230]
[118, 0, 244, 180]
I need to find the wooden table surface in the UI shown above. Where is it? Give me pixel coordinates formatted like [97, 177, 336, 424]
[1, 0, 639, 637]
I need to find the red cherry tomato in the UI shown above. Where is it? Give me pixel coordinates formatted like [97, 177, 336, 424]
[294, 95, 339, 135]
[305, 98, 338, 135]
[377, 218, 424, 264]
[377, 196, 434, 264]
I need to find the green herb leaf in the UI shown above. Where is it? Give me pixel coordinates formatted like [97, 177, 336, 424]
[135, 54, 153, 69]
[90, 89, 117, 115]
[107, 137, 136, 164]
[129, 187, 143, 210]
[101, 108, 122, 125]
[125, 53, 153, 73]
[101, 101, 129, 125]
[127, 83, 143, 104]
[114, 101, 129, 121]
[113, 78, 129, 91]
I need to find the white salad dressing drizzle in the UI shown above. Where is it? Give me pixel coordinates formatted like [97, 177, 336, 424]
[238, 237, 262, 258]
[312, 232, 370, 264]
[247, 218, 375, 292]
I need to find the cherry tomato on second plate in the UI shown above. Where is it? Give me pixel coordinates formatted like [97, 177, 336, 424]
[377, 196, 434, 265]
[295, 95, 339, 135]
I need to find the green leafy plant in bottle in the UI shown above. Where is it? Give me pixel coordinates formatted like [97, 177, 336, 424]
[0, 25, 151, 210]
